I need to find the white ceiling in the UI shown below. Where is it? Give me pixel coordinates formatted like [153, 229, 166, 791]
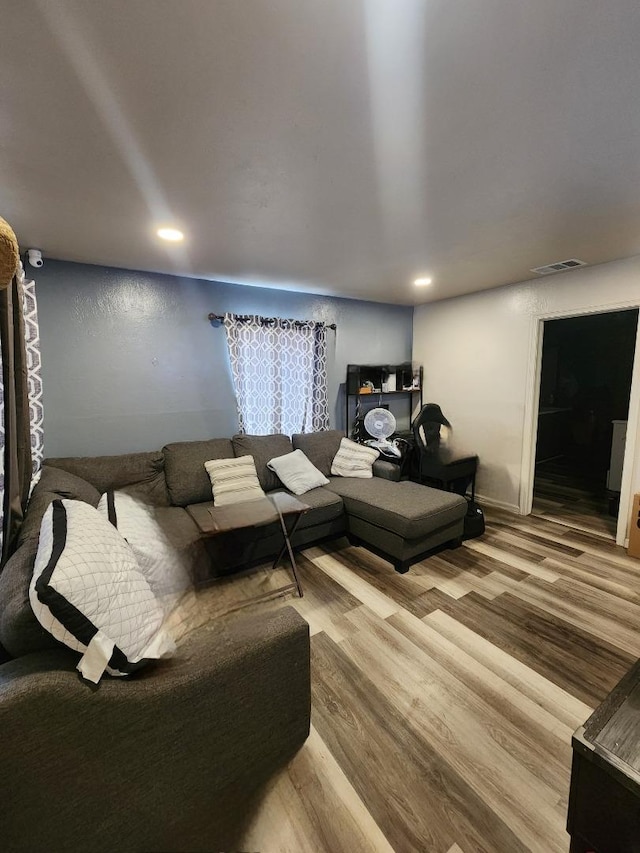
[2, 0, 640, 306]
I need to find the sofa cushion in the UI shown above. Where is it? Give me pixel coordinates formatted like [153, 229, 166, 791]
[205, 456, 266, 506]
[372, 459, 402, 482]
[292, 430, 344, 477]
[325, 477, 467, 539]
[271, 486, 344, 530]
[163, 439, 235, 506]
[30, 499, 175, 683]
[232, 434, 293, 492]
[291, 486, 344, 530]
[46, 451, 169, 506]
[267, 450, 329, 495]
[0, 537, 59, 657]
[18, 466, 102, 546]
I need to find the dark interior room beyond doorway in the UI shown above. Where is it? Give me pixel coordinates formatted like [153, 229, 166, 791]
[533, 308, 639, 538]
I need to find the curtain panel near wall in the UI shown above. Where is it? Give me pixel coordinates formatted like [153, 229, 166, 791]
[0, 266, 43, 561]
[0, 216, 44, 564]
[0, 216, 44, 562]
[223, 313, 330, 435]
[23, 274, 44, 475]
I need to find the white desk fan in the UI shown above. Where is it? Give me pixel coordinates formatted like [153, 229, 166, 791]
[363, 408, 402, 458]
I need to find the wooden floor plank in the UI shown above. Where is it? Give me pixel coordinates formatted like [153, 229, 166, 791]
[436, 545, 530, 581]
[511, 578, 640, 657]
[478, 530, 549, 564]
[321, 543, 448, 618]
[289, 552, 364, 642]
[425, 609, 593, 727]
[489, 591, 635, 698]
[174, 503, 640, 852]
[312, 630, 532, 853]
[488, 523, 585, 561]
[430, 545, 495, 576]
[489, 507, 634, 567]
[344, 607, 569, 793]
[532, 467, 617, 539]
[463, 538, 561, 582]
[431, 591, 631, 706]
[335, 612, 567, 852]
[242, 724, 395, 853]
[303, 547, 401, 618]
[407, 555, 477, 599]
[387, 608, 577, 744]
[541, 555, 640, 604]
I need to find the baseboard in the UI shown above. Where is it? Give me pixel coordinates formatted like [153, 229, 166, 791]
[475, 494, 521, 514]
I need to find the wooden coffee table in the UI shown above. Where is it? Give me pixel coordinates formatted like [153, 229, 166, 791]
[186, 492, 310, 600]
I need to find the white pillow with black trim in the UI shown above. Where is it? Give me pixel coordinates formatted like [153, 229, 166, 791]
[267, 449, 329, 495]
[331, 437, 380, 478]
[97, 490, 192, 611]
[204, 455, 266, 505]
[29, 499, 175, 684]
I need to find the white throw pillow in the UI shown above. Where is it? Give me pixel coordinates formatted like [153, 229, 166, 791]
[267, 449, 329, 495]
[331, 437, 380, 478]
[97, 491, 192, 613]
[30, 499, 175, 683]
[204, 455, 266, 506]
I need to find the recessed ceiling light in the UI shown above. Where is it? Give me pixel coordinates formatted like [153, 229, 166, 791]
[157, 227, 184, 242]
[414, 277, 432, 286]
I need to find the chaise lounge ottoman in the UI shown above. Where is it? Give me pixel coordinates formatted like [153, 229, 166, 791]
[324, 476, 468, 573]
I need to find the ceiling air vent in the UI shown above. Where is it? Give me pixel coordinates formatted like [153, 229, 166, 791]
[531, 259, 587, 275]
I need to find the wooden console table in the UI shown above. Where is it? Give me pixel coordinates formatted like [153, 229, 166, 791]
[187, 493, 309, 601]
[567, 658, 640, 852]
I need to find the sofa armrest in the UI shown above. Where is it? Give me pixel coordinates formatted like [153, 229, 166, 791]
[373, 459, 402, 481]
[0, 605, 310, 853]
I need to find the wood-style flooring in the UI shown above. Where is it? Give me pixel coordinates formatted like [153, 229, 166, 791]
[184, 507, 640, 853]
[532, 462, 617, 539]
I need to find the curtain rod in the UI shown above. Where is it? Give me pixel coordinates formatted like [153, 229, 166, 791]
[208, 313, 336, 330]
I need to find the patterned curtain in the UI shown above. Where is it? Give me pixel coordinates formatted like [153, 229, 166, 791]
[0, 264, 43, 561]
[223, 314, 330, 435]
[22, 274, 44, 474]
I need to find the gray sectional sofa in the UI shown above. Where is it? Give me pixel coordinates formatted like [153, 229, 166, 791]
[0, 428, 466, 852]
[157, 429, 466, 578]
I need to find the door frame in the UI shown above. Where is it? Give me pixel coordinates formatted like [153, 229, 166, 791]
[520, 300, 640, 546]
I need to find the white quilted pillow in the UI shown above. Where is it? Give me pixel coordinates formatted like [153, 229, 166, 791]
[30, 499, 175, 683]
[331, 437, 380, 478]
[97, 491, 192, 612]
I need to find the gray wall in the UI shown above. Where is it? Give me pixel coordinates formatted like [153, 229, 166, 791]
[36, 260, 413, 457]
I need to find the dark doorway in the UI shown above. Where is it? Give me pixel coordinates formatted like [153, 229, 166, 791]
[533, 308, 638, 538]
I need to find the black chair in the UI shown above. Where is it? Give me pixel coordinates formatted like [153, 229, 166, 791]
[412, 403, 478, 499]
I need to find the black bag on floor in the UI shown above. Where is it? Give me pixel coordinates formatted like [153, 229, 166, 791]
[463, 500, 485, 539]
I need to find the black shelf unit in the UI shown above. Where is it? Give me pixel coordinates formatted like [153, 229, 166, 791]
[346, 363, 423, 439]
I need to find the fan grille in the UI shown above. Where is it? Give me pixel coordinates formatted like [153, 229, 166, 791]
[364, 407, 397, 439]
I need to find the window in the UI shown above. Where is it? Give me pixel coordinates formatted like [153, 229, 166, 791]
[223, 313, 330, 435]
